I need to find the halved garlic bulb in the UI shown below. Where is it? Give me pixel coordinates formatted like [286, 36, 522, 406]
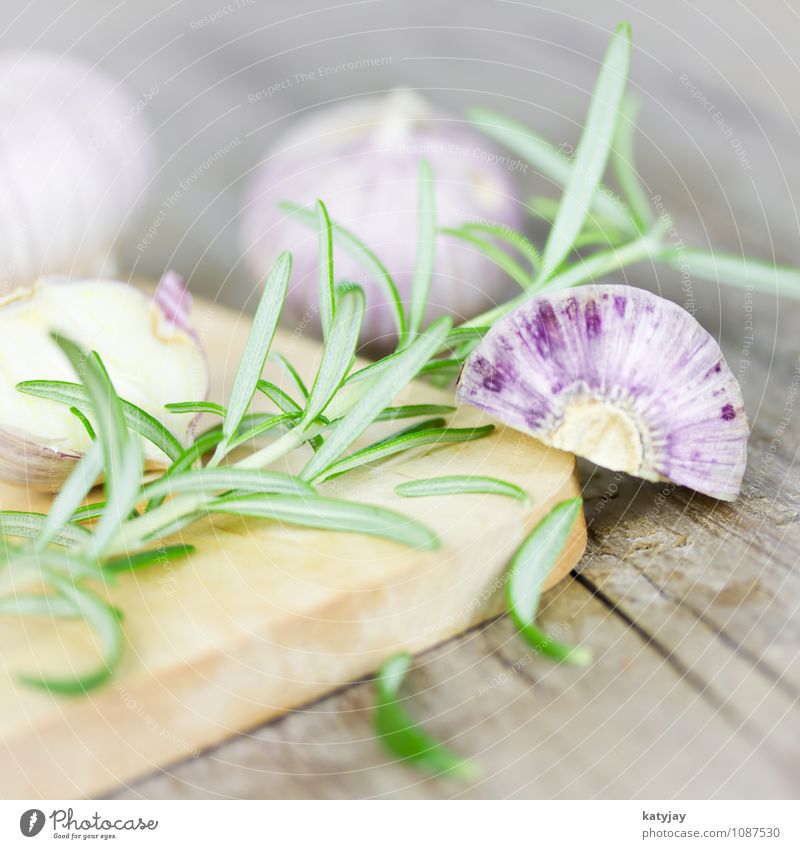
[457, 285, 748, 501]
[0, 276, 208, 488]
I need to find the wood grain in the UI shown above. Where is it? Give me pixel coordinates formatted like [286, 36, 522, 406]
[0, 297, 584, 799]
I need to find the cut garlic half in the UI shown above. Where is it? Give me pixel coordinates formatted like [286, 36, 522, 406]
[457, 285, 749, 501]
[0, 276, 208, 488]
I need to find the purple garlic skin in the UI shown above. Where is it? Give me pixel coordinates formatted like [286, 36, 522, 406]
[240, 90, 524, 348]
[457, 285, 749, 501]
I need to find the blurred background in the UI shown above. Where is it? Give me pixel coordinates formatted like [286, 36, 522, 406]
[2, 0, 797, 338]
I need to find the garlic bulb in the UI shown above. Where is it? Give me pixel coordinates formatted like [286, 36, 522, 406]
[0, 276, 208, 488]
[457, 285, 749, 501]
[241, 90, 524, 346]
[0, 52, 154, 293]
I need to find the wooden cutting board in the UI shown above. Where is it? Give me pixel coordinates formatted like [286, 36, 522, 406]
[0, 296, 585, 799]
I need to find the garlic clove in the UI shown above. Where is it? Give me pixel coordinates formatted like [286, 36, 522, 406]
[0, 275, 208, 489]
[456, 285, 749, 501]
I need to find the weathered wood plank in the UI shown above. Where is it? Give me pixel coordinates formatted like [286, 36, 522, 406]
[115, 578, 796, 799]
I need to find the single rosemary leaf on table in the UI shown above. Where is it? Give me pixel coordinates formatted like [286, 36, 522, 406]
[395, 475, 529, 503]
[374, 653, 478, 779]
[536, 21, 632, 285]
[301, 317, 452, 483]
[281, 200, 408, 344]
[0, 511, 92, 547]
[17, 571, 123, 695]
[17, 379, 184, 462]
[206, 493, 439, 550]
[319, 425, 495, 482]
[506, 498, 590, 665]
[213, 251, 292, 463]
[408, 159, 436, 337]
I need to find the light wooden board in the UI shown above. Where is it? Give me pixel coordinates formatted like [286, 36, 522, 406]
[0, 297, 584, 799]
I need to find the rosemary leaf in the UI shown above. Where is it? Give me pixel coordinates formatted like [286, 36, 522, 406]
[537, 21, 632, 283]
[0, 510, 92, 547]
[374, 404, 455, 422]
[669, 249, 800, 297]
[145, 430, 225, 511]
[507, 498, 590, 665]
[395, 475, 529, 503]
[226, 412, 297, 451]
[216, 251, 292, 459]
[374, 653, 477, 779]
[317, 199, 335, 339]
[0, 593, 81, 619]
[302, 284, 365, 425]
[256, 380, 303, 415]
[143, 468, 314, 502]
[442, 226, 533, 290]
[165, 401, 226, 417]
[468, 110, 634, 234]
[52, 340, 142, 557]
[207, 493, 439, 550]
[319, 425, 494, 482]
[36, 440, 103, 549]
[611, 92, 653, 232]
[461, 221, 542, 269]
[268, 352, 309, 399]
[17, 379, 183, 462]
[281, 201, 408, 343]
[409, 159, 436, 336]
[69, 406, 96, 439]
[18, 573, 124, 694]
[301, 317, 452, 482]
[103, 544, 195, 573]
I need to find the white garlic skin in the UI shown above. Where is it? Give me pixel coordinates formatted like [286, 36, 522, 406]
[0, 53, 154, 293]
[457, 285, 749, 501]
[240, 91, 524, 347]
[0, 278, 208, 489]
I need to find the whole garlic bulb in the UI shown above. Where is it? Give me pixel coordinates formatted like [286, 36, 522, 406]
[241, 91, 525, 346]
[0, 275, 208, 489]
[0, 52, 154, 293]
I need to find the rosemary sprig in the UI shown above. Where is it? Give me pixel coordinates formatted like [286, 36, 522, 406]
[373, 653, 477, 779]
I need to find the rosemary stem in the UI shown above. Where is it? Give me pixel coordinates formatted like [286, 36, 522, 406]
[461, 225, 665, 329]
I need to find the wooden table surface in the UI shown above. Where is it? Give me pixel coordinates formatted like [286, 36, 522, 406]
[7, 0, 800, 798]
